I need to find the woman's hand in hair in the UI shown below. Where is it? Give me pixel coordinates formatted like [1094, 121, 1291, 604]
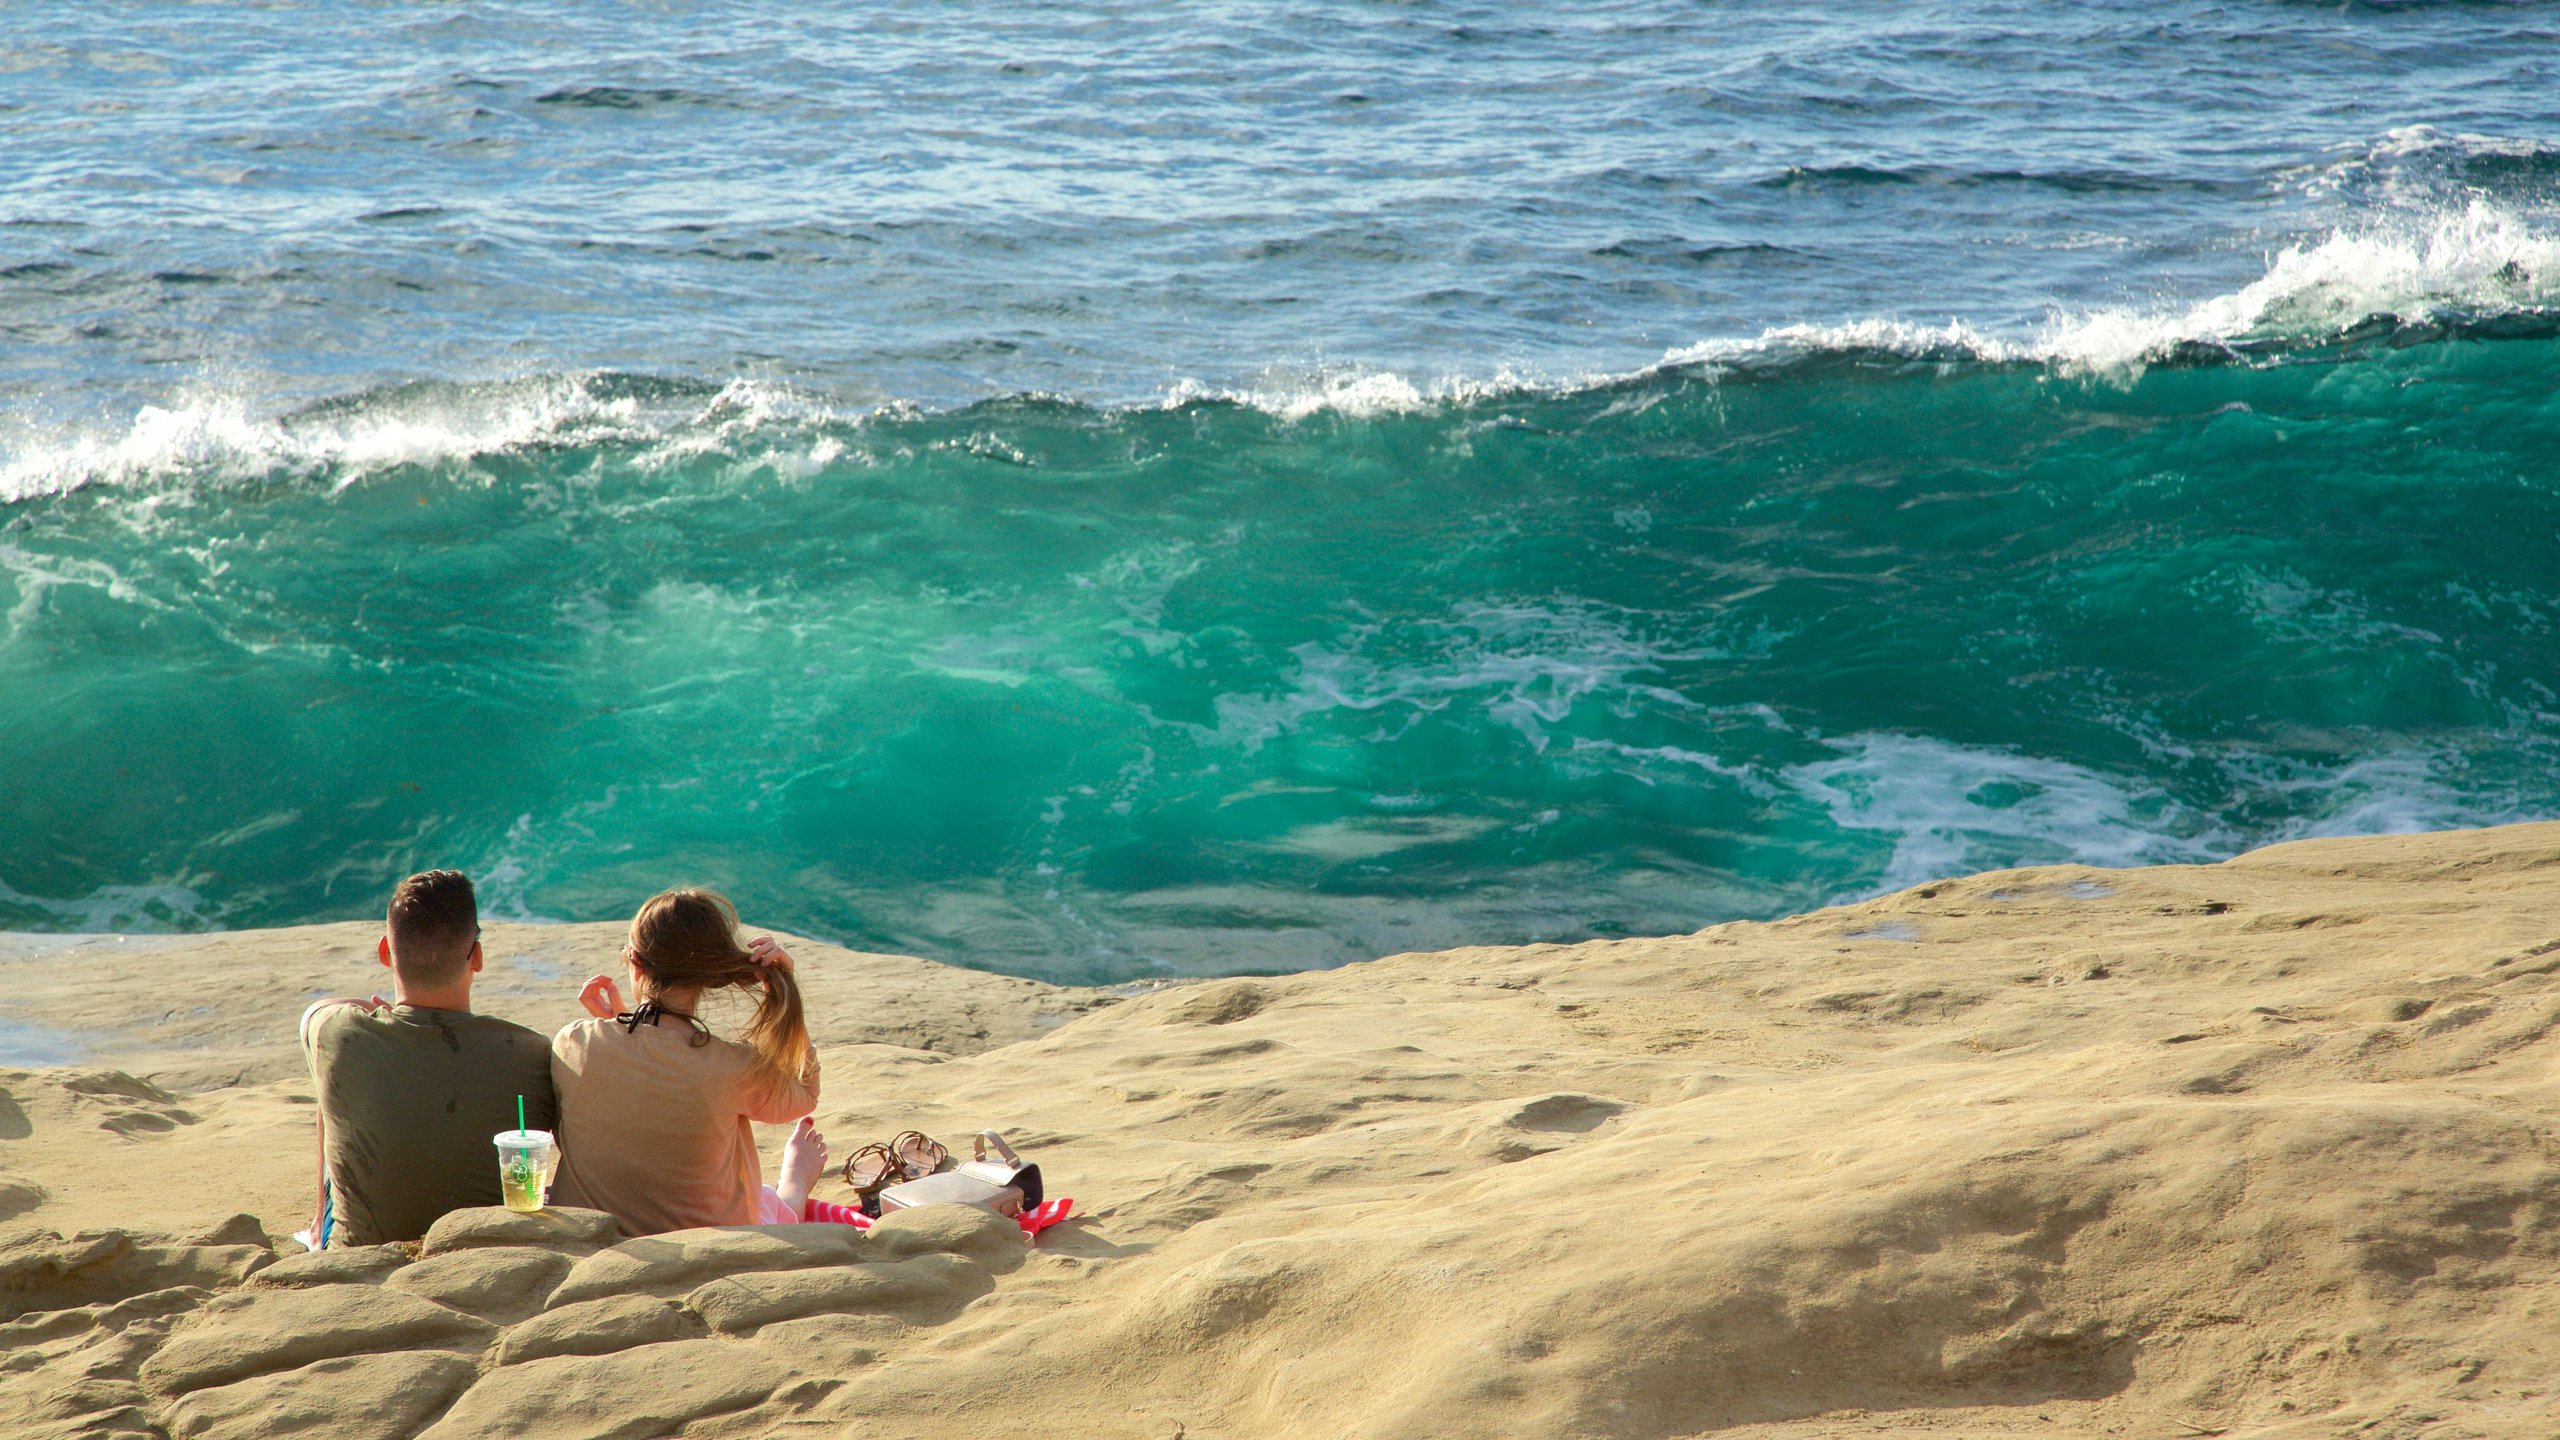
[578, 974, 625, 1019]
[745, 934, 796, 975]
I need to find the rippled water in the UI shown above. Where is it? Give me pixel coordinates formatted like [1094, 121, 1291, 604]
[5, 3, 2559, 980]
[11, 1, 2560, 408]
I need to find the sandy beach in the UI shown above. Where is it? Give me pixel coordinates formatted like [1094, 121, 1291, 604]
[4, 822, 2556, 1438]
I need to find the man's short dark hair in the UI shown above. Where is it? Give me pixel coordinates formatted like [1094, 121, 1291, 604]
[387, 870, 479, 986]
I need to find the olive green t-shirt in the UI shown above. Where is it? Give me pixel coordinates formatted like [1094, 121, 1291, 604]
[305, 1004, 559, 1247]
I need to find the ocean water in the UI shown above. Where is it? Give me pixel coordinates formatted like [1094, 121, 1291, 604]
[4, 3, 2559, 982]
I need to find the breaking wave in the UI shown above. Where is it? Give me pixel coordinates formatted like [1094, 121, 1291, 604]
[12, 194, 2560, 512]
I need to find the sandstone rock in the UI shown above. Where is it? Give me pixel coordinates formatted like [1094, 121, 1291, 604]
[162, 1352, 478, 1440]
[18, 824, 2560, 1440]
[1449, 1090, 1629, 1163]
[419, 1205, 620, 1257]
[417, 1338, 793, 1440]
[139, 1286, 495, 1396]
[386, 1246, 572, 1321]
[687, 1253, 985, 1334]
[746, 1312, 894, 1369]
[0, 1228, 129, 1319]
[545, 1224, 865, 1308]
[0, 1283, 208, 1347]
[862, 1203, 1026, 1264]
[49, 1069, 201, 1140]
[0, 1288, 209, 1440]
[0, 1226, 124, 1275]
[126, 1245, 275, 1300]
[2, 1377, 163, 1440]
[249, 1244, 408, 1288]
[0, 1176, 48, 1223]
[0, 1230, 271, 1322]
[1161, 979, 1276, 1026]
[182, 1215, 270, 1248]
[494, 1294, 699, 1365]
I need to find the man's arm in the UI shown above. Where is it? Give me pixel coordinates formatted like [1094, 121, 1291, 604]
[296, 996, 384, 1249]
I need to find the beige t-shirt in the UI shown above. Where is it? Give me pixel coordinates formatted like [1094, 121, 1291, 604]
[548, 1016, 817, 1236]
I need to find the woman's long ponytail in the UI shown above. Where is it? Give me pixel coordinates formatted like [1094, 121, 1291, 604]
[626, 888, 814, 1094]
[738, 954, 812, 1095]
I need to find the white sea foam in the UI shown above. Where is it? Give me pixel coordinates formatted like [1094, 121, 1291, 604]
[470, 805, 603, 926]
[1158, 365, 1535, 420]
[1661, 318, 2012, 371]
[1781, 732, 2549, 900]
[2261, 751, 2539, 843]
[2037, 200, 2560, 375]
[0, 373, 849, 505]
[0, 546, 162, 642]
[1166, 197, 2560, 416]
[0, 379, 592, 503]
[1572, 738, 1785, 800]
[0, 876, 217, 933]
[2288, 125, 2560, 207]
[1781, 733, 2234, 897]
[1660, 199, 2560, 381]
[1198, 600, 1704, 753]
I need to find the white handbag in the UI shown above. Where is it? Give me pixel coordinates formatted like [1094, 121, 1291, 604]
[876, 1130, 1043, 1214]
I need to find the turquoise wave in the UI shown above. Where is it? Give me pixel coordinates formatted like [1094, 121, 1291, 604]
[3, 330, 2555, 981]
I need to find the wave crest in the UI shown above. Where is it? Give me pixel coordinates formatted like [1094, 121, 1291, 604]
[0, 374, 846, 505]
[8, 196, 2560, 495]
[1663, 199, 2560, 379]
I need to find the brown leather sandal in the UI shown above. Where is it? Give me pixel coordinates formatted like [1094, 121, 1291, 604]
[839, 1141, 898, 1200]
[890, 1130, 949, 1179]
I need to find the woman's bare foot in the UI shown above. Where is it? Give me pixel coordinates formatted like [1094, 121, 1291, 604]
[775, 1117, 828, 1220]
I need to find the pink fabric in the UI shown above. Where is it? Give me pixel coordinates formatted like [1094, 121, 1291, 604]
[1019, 1197, 1073, 1238]
[802, 1196, 872, 1228]
[757, 1185, 870, 1228]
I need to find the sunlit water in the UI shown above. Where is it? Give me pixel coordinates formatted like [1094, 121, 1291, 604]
[5, 3, 2559, 981]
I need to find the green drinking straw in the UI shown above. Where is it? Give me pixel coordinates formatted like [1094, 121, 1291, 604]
[517, 1095, 526, 1134]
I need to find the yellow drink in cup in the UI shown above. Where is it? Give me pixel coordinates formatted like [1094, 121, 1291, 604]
[494, 1129, 557, 1212]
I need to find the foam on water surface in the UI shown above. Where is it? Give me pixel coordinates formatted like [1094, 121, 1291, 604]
[5, 3, 2560, 979]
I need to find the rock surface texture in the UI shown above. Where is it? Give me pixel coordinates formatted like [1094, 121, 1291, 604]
[2, 823, 2558, 1437]
[2, 1206, 1018, 1440]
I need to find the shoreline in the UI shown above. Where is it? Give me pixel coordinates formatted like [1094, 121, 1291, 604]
[5, 822, 2557, 1438]
[0, 921, 1118, 1090]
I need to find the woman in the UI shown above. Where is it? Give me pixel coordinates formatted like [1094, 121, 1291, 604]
[550, 887, 855, 1234]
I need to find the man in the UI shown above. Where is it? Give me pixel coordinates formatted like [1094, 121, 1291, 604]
[300, 869, 557, 1248]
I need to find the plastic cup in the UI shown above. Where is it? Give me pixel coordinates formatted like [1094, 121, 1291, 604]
[494, 1128, 557, 1212]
